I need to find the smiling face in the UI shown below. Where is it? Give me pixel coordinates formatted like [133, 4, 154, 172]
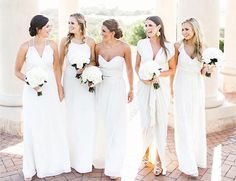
[145, 19, 159, 38]
[68, 16, 82, 34]
[38, 22, 51, 38]
[101, 25, 114, 41]
[182, 22, 194, 40]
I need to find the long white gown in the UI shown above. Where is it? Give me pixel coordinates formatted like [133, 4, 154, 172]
[23, 42, 71, 178]
[173, 43, 207, 176]
[93, 55, 127, 177]
[136, 39, 174, 174]
[63, 42, 95, 173]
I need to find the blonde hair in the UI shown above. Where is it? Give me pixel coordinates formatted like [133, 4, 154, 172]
[182, 18, 204, 62]
[64, 13, 86, 55]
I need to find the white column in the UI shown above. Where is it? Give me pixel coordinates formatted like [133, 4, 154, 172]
[220, 0, 236, 92]
[58, 0, 78, 40]
[0, 0, 38, 106]
[156, 0, 177, 43]
[178, 0, 224, 108]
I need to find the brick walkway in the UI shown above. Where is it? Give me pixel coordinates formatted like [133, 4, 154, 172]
[1, 126, 236, 181]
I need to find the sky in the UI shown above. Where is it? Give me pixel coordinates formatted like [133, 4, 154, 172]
[39, 0, 156, 11]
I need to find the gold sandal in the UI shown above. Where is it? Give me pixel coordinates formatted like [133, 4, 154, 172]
[153, 162, 163, 176]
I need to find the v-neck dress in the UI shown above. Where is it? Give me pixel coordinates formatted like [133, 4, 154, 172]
[136, 38, 174, 174]
[22, 43, 71, 178]
[173, 43, 207, 175]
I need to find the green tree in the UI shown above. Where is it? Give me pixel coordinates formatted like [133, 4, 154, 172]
[127, 21, 146, 46]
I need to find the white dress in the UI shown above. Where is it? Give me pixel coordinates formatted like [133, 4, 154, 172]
[173, 43, 207, 175]
[136, 39, 174, 174]
[23, 42, 71, 178]
[93, 55, 127, 177]
[63, 42, 95, 173]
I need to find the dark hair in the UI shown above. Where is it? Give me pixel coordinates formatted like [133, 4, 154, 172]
[29, 15, 49, 36]
[146, 16, 168, 57]
[103, 19, 123, 39]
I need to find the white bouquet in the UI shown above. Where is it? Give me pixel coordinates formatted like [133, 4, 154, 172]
[202, 47, 223, 77]
[68, 55, 90, 79]
[25, 67, 48, 96]
[139, 61, 161, 89]
[81, 66, 103, 92]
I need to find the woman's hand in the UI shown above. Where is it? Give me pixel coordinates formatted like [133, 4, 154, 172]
[58, 85, 64, 102]
[128, 90, 134, 103]
[142, 79, 152, 85]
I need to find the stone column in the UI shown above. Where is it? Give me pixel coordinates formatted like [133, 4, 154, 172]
[58, 0, 78, 40]
[0, 0, 38, 106]
[156, 0, 177, 43]
[178, 0, 224, 108]
[220, 0, 236, 92]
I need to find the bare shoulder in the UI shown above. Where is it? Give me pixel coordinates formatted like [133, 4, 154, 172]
[85, 36, 95, 46]
[174, 42, 181, 49]
[119, 40, 131, 51]
[48, 39, 58, 50]
[19, 41, 30, 53]
[60, 37, 67, 45]
[95, 42, 103, 51]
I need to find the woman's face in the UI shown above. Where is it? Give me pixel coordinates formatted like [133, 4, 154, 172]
[101, 25, 114, 41]
[38, 22, 52, 38]
[145, 19, 159, 38]
[68, 16, 81, 34]
[182, 22, 194, 40]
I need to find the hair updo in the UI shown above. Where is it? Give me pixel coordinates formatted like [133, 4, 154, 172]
[29, 15, 49, 36]
[103, 19, 123, 39]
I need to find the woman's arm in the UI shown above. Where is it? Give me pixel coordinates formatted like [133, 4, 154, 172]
[124, 43, 134, 103]
[59, 37, 67, 71]
[86, 37, 96, 66]
[15, 42, 28, 81]
[51, 40, 64, 101]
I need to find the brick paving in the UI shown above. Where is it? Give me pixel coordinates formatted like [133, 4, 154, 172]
[1, 126, 236, 181]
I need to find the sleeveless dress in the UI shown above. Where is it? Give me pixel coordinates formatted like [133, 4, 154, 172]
[63, 42, 95, 173]
[22, 41, 71, 178]
[93, 55, 127, 177]
[173, 43, 207, 176]
[136, 39, 175, 174]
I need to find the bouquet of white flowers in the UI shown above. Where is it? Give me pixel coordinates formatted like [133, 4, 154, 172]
[68, 55, 90, 79]
[139, 61, 161, 89]
[81, 66, 103, 92]
[202, 47, 223, 77]
[25, 67, 48, 96]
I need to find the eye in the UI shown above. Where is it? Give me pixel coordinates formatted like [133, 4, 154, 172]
[102, 29, 106, 33]
[185, 28, 189, 31]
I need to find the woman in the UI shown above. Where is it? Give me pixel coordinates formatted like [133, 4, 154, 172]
[59, 13, 96, 173]
[14, 15, 70, 180]
[93, 19, 134, 179]
[135, 16, 175, 176]
[173, 18, 207, 177]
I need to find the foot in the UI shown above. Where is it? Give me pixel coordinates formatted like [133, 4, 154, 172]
[24, 177, 32, 181]
[189, 173, 198, 177]
[142, 156, 149, 166]
[110, 176, 119, 180]
[153, 162, 163, 176]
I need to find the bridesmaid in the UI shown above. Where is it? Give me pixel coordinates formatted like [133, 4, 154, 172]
[135, 16, 175, 176]
[93, 19, 134, 180]
[59, 13, 96, 173]
[15, 15, 70, 180]
[173, 18, 207, 177]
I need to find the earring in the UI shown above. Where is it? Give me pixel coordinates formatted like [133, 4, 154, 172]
[156, 24, 161, 37]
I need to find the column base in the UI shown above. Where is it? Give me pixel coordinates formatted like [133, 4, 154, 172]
[220, 71, 236, 93]
[0, 106, 23, 136]
[168, 100, 236, 134]
[205, 91, 225, 108]
[0, 93, 22, 106]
